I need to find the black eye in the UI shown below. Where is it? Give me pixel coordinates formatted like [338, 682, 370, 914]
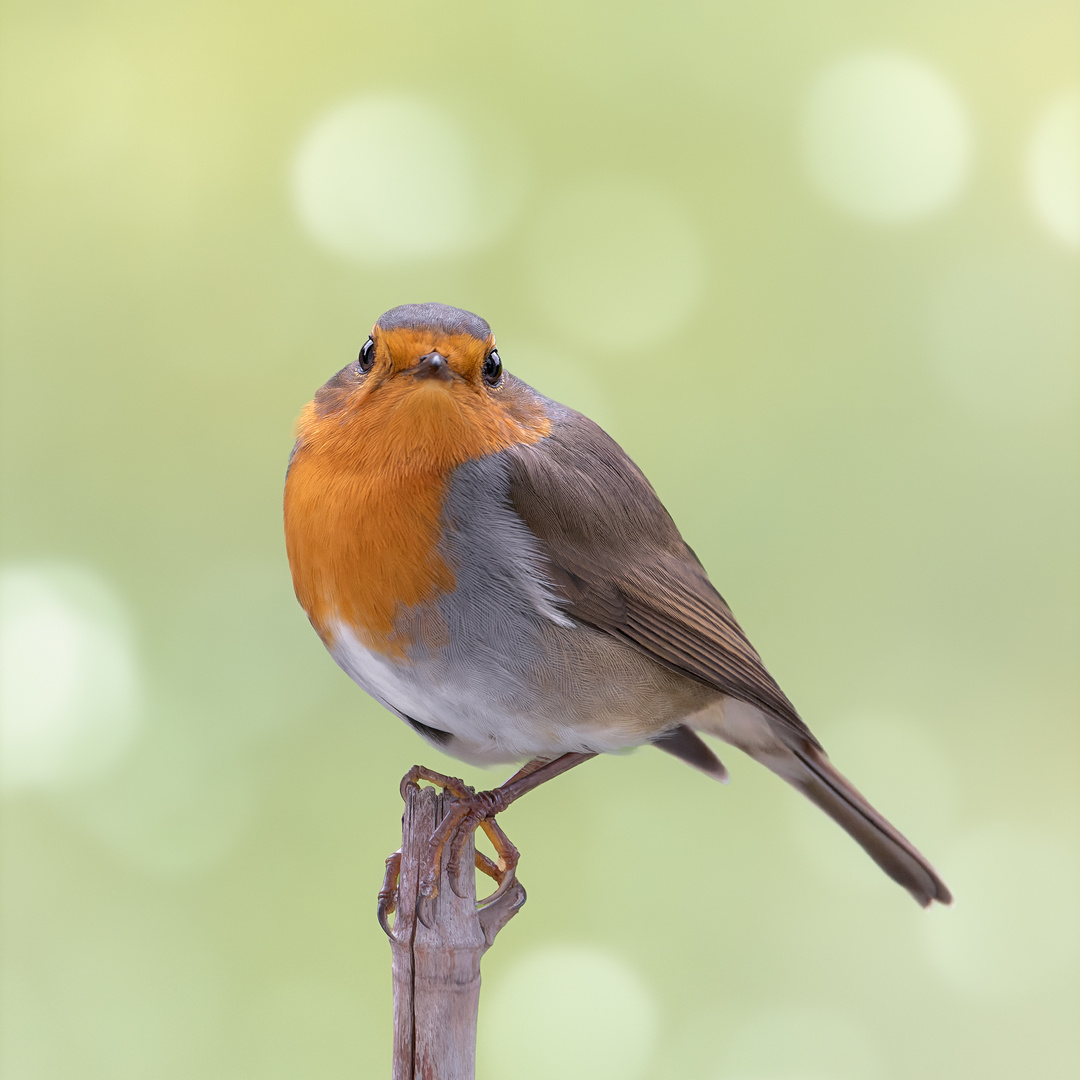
[358, 336, 375, 372]
[482, 349, 502, 386]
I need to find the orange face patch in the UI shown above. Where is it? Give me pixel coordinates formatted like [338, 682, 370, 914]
[376, 327, 491, 382]
[284, 326, 550, 656]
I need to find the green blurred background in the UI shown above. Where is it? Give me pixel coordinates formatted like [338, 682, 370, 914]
[2, 1, 1078, 1077]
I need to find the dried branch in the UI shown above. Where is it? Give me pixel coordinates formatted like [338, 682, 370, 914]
[384, 779, 526, 1080]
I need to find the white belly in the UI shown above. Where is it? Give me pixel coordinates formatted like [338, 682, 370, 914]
[328, 619, 625, 765]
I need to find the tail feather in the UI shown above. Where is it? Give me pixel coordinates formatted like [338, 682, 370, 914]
[785, 742, 952, 908]
[690, 700, 952, 907]
[651, 724, 730, 783]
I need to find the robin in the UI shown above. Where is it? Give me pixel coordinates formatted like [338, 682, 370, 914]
[283, 302, 951, 911]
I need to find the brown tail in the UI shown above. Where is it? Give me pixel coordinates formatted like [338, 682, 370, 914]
[781, 740, 953, 907]
[689, 701, 952, 906]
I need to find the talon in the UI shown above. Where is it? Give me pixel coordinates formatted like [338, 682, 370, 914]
[417, 892, 436, 929]
[377, 850, 402, 940]
[405, 772, 482, 900]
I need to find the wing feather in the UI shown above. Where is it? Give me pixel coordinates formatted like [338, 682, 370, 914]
[505, 408, 820, 748]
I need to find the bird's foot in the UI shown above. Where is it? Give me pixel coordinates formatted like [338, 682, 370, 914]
[380, 754, 593, 934]
[398, 766, 521, 913]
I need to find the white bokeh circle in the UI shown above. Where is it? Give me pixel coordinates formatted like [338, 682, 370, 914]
[292, 94, 523, 263]
[0, 563, 140, 792]
[479, 944, 657, 1080]
[1026, 88, 1080, 249]
[927, 256, 1079, 420]
[527, 178, 706, 351]
[802, 52, 972, 223]
[924, 826, 1080, 998]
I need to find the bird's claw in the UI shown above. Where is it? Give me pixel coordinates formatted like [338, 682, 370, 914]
[377, 849, 402, 940]
[400, 764, 474, 803]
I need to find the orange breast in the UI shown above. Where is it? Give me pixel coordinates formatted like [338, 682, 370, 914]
[284, 349, 550, 657]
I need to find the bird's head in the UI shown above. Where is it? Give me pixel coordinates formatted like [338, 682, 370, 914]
[294, 303, 551, 474]
[361, 302, 503, 393]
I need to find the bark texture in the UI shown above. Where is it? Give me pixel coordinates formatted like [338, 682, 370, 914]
[389, 783, 526, 1080]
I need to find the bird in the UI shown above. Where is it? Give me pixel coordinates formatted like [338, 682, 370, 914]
[283, 302, 952, 910]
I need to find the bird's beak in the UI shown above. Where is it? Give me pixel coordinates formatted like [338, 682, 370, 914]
[408, 352, 455, 383]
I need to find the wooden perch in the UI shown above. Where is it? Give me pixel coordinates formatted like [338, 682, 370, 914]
[383, 779, 527, 1080]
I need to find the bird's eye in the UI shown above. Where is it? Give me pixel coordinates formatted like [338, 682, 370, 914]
[482, 349, 502, 387]
[358, 336, 375, 372]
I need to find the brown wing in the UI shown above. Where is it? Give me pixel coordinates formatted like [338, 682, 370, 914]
[505, 407, 820, 749]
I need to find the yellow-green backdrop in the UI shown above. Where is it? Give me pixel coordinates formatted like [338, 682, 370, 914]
[2, 2, 1077, 1078]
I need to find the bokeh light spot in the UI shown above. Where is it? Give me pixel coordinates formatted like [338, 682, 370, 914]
[292, 94, 523, 263]
[0, 563, 140, 792]
[801, 52, 971, 223]
[924, 827, 1080, 998]
[1026, 88, 1080, 249]
[927, 256, 1079, 420]
[527, 178, 706, 350]
[479, 944, 657, 1080]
